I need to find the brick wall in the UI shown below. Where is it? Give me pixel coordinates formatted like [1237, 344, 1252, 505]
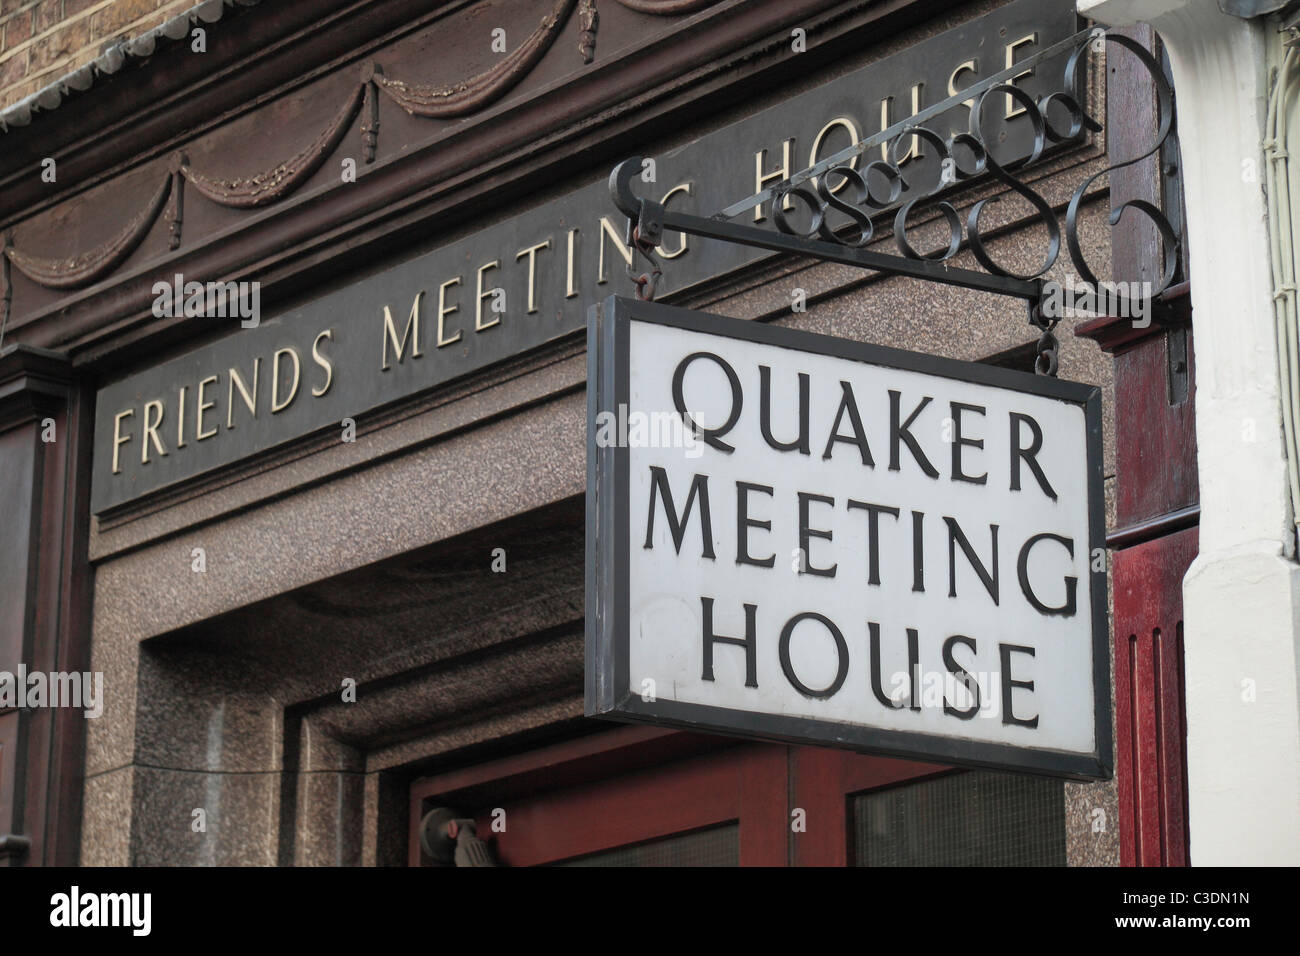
[0, 0, 195, 110]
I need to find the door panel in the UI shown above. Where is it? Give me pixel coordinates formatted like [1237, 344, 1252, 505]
[410, 729, 1066, 866]
[473, 746, 784, 866]
[791, 746, 949, 866]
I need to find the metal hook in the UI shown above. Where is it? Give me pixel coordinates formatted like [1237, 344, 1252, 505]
[625, 212, 664, 302]
[1034, 329, 1059, 377]
[632, 268, 662, 301]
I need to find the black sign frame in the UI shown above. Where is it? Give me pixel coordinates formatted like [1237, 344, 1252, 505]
[585, 294, 1111, 780]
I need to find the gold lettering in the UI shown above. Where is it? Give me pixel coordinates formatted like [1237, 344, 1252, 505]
[515, 239, 551, 314]
[879, 98, 890, 160]
[809, 118, 860, 194]
[196, 375, 218, 441]
[271, 348, 301, 413]
[176, 386, 187, 449]
[948, 58, 979, 115]
[312, 329, 335, 397]
[473, 265, 499, 331]
[657, 184, 693, 259]
[597, 217, 633, 284]
[1004, 34, 1037, 119]
[754, 139, 796, 222]
[226, 358, 260, 429]
[112, 409, 134, 475]
[381, 291, 424, 371]
[439, 276, 466, 342]
[881, 84, 924, 162]
[566, 228, 580, 299]
[141, 400, 167, 464]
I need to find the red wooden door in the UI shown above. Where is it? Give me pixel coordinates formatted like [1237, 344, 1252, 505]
[409, 726, 1065, 866]
[410, 727, 792, 866]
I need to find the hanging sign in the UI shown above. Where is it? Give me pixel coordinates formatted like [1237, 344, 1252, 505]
[585, 296, 1110, 779]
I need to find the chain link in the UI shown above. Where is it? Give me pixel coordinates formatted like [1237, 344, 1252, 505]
[1034, 329, 1059, 377]
[626, 222, 663, 302]
[1028, 301, 1060, 377]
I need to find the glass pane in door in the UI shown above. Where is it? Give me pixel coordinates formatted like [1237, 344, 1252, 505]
[851, 770, 1066, 866]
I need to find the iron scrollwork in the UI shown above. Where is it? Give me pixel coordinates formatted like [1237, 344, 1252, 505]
[611, 26, 1182, 376]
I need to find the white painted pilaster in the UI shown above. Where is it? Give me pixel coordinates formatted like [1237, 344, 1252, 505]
[1080, 0, 1300, 865]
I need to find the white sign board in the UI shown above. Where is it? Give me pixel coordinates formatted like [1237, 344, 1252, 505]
[586, 296, 1110, 779]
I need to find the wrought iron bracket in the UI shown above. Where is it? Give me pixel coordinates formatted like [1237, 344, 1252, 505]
[607, 25, 1183, 377]
[610, 159, 1043, 302]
